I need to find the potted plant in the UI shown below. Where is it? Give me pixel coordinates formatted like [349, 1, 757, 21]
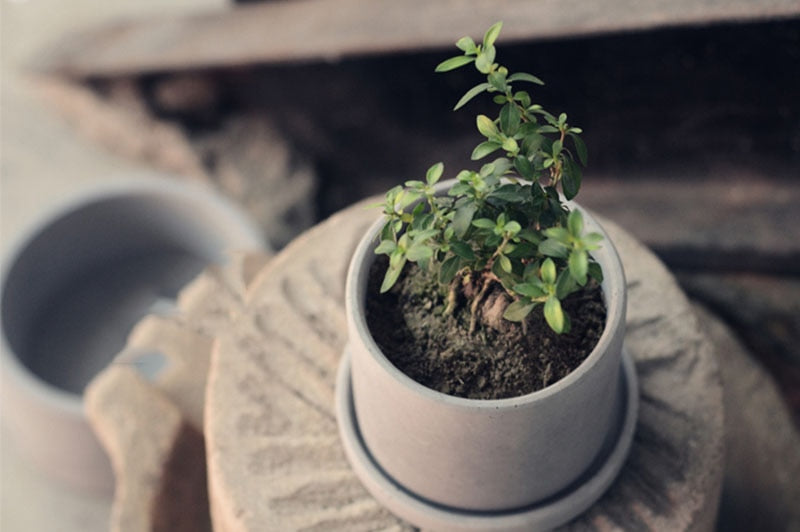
[336, 22, 637, 531]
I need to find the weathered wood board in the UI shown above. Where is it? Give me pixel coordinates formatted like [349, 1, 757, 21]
[36, 0, 800, 77]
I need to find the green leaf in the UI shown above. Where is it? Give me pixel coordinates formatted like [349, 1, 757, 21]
[489, 184, 524, 203]
[454, 83, 491, 110]
[506, 241, 536, 258]
[514, 155, 534, 179]
[397, 190, 422, 209]
[412, 211, 434, 230]
[562, 313, 572, 334]
[569, 133, 588, 166]
[483, 21, 503, 49]
[588, 261, 604, 283]
[539, 238, 569, 258]
[543, 226, 570, 242]
[498, 254, 512, 273]
[407, 245, 434, 262]
[504, 221, 522, 235]
[561, 156, 582, 200]
[569, 249, 588, 285]
[381, 261, 405, 293]
[471, 141, 502, 160]
[490, 157, 512, 177]
[503, 300, 537, 322]
[450, 241, 476, 260]
[410, 228, 439, 241]
[499, 103, 521, 135]
[452, 203, 477, 237]
[541, 258, 557, 284]
[476, 115, 498, 139]
[544, 296, 565, 333]
[439, 255, 461, 284]
[472, 218, 497, 229]
[556, 269, 577, 299]
[502, 137, 519, 153]
[514, 91, 532, 108]
[453, 203, 478, 238]
[449, 182, 471, 196]
[426, 162, 444, 185]
[479, 162, 496, 179]
[475, 47, 495, 74]
[522, 131, 545, 154]
[523, 261, 541, 281]
[374, 240, 396, 255]
[513, 282, 546, 299]
[567, 209, 584, 237]
[435, 55, 474, 72]
[537, 125, 559, 134]
[456, 36, 477, 53]
[488, 71, 507, 92]
[380, 222, 394, 241]
[518, 229, 541, 244]
[507, 72, 545, 85]
[552, 139, 563, 157]
[584, 232, 604, 245]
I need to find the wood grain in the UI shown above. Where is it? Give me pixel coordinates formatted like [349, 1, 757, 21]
[36, 0, 800, 77]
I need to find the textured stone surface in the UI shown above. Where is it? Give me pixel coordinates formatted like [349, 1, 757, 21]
[123, 315, 214, 432]
[692, 304, 800, 532]
[680, 273, 800, 425]
[85, 251, 271, 532]
[205, 203, 724, 531]
[85, 366, 209, 532]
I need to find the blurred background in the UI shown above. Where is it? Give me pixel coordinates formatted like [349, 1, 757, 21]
[2, 0, 799, 530]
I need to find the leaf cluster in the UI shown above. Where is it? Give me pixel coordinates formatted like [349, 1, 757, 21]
[375, 22, 603, 334]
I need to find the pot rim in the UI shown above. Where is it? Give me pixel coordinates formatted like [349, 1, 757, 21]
[0, 173, 264, 411]
[346, 198, 626, 409]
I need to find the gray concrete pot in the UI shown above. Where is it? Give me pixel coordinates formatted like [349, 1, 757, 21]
[337, 198, 636, 530]
[1, 175, 264, 493]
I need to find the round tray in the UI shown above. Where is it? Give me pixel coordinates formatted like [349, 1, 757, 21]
[335, 347, 638, 531]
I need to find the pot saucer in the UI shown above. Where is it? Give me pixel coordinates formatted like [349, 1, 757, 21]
[335, 347, 638, 531]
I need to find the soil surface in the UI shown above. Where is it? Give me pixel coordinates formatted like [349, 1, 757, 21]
[366, 257, 606, 399]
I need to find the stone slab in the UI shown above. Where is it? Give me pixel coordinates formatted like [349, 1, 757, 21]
[692, 304, 800, 532]
[84, 251, 270, 532]
[85, 365, 209, 532]
[680, 273, 800, 425]
[205, 202, 724, 531]
[34, 0, 800, 77]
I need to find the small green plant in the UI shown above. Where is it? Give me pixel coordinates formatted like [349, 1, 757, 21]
[375, 22, 603, 334]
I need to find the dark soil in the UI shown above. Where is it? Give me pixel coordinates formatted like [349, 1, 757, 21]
[366, 257, 606, 399]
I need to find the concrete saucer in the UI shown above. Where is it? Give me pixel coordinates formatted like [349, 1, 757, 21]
[335, 347, 638, 531]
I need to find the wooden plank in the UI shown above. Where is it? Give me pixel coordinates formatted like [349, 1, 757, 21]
[35, 0, 800, 77]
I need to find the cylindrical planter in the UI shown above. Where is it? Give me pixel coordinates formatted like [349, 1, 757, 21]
[338, 197, 634, 528]
[1, 175, 264, 493]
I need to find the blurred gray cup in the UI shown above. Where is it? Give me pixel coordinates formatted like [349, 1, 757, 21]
[1, 175, 265, 492]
